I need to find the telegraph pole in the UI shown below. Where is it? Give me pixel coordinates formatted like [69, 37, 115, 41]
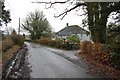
[18, 18, 20, 35]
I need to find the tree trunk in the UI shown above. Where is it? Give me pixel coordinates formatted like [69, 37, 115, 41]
[87, 3, 109, 43]
[98, 3, 109, 43]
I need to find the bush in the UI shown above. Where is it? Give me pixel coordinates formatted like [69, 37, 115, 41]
[108, 45, 120, 69]
[36, 38, 49, 45]
[67, 34, 81, 44]
[54, 40, 63, 48]
[2, 34, 24, 52]
[61, 40, 72, 50]
[86, 43, 93, 55]
[37, 38, 63, 48]
[37, 38, 81, 50]
[47, 40, 56, 47]
[100, 44, 120, 66]
[110, 51, 120, 69]
[81, 41, 120, 70]
[72, 44, 80, 50]
[90, 43, 111, 65]
[80, 41, 91, 54]
[25, 39, 32, 42]
[2, 39, 14, 52]
[10, 34, 24, 46]
[62, 43, 70, 50]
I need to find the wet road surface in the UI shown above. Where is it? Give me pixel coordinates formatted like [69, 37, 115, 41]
[45, 47, 90, 71]
[25, 42, 95, 78]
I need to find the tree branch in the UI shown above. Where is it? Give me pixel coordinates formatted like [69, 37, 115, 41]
[105, 2, 120, 15]
[32, 0, 86, 19]
[109, 2, 120, 12]
[32, 0, 71, 4]
[54, 3, 86, 19]
[32, 0, 71, 9]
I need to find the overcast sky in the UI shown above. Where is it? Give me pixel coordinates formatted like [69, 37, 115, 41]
[3, 0, 86, 34]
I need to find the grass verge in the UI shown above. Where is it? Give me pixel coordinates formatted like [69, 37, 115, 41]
[2, 45, 21, 66]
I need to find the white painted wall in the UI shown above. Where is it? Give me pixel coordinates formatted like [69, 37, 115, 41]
[56, 35, 67, 39]
[78, 34, 91, 41]
[56, 33, 92, 42]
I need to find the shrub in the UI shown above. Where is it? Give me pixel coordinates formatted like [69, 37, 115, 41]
[61, 40, 72, 50]
[86, 43, 113, 65]
[10, 34, 24, 46]
[47, 40, 56, 47]
[67, 34, 81, 44]
[2, 34, 24, 52]
[55, 38, 63, 41]
[86, 43, 93, 55]
[37, 38, 80, 50]
[36, 38, 49, 45]
[35, 39, 40, 43]
[108, 45, 120, 70]
[80, 41, 91, 54]
[93, 43, 111, 64]
[2, 39, 14, 52]
[25, 39, 32, 42]
[62, 43, 70, 50]
[110, 51, 120, 69]
[54, 40, 63, 48]
[83, 42, 120, 69]
[72, 44, 80, 50]
[36, 38, 63, 48]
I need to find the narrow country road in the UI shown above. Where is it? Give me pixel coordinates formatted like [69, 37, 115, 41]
[25, 42, 95, 78]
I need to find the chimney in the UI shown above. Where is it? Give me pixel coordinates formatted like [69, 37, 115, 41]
[66, 23, 68, 27]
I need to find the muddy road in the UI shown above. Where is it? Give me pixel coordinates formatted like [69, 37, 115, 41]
[2, 46, 30, 79]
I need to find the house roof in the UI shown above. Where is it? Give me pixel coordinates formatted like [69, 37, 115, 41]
[56, 25, 88, 36]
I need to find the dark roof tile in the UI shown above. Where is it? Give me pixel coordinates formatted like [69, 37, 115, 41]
[57, 25, 88, 36]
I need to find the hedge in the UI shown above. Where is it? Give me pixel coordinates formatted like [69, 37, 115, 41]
[36, 38, 80, 50]
[2, 35, 24, 52]
[80, 41, 120, 70]
[36, 38, 63, 48]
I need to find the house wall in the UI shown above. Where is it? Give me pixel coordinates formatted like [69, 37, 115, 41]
[56, 33, 91, 42]
[56, 35, 67, 39]
[77, 34, 91, 41]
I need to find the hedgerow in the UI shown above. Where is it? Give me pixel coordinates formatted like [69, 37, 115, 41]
[80, 41, 120, 70]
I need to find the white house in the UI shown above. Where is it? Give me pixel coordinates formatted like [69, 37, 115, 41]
[56, 24, 91, 42]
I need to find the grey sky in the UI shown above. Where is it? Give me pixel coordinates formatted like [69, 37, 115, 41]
[4, 0, 85, 34]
